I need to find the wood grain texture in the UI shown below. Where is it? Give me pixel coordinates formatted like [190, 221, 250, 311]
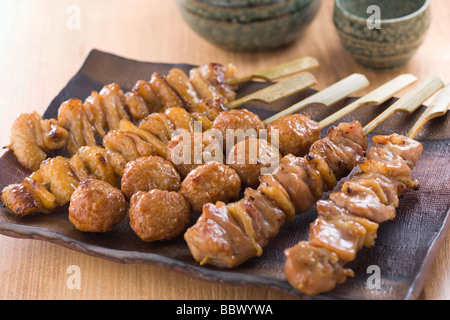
[0, 0, 449, 300]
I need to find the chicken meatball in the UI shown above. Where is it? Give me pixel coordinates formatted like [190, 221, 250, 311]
[228, 138, 281, 188]
[121, 156, 181, 199]
[69, 179, 127, 232]
[166, 131, 223, 178]
[266, 114, 320, 157]
[211, 109, 265, 154]
[180, 161, 241, 213]
[129, 190, 190, 241]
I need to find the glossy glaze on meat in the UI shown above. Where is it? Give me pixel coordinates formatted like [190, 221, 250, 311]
[6, 63, 237, 172]
[129, 190, 190, 242]
[184, 121, 368, 268]
[121, 156, 181, 199]
[266, 114, 320, 157]
[69, 179, 127, 233]
[284, 134, 423, 295]
[180, 161, 241, 213]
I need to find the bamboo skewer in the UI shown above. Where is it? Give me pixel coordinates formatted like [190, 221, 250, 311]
[318, 74, 418, 130]
[363, 76, 444, 135]
[407, 83, 450, 139]
[226, 56, 320, 86]
[262, 73, 370, 125]
[225, 72, 317, 110]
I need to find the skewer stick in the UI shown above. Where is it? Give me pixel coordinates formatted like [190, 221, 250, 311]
[318, 74, 418, 130]
[226, 56, 320, 86]
[225, 72, 317, 110]
[262, 73, 370, 125]
[407, 83, 450, 139]
[363, 76, 444, 135]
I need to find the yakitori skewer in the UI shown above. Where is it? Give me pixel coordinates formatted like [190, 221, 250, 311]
[6, 63, 318, 172]
[0, 73, 319, 218]
[184, 74, 427, 268]
[226, 56, 320, 86]
[284, 80, 450, 296]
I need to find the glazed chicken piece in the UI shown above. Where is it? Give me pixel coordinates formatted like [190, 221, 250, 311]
[211, 108, 265, 153]
[2, 156, 80, 216]
[121, 156, 181, 199]
[200, 62, 236, 100]
[123, 90, 150, 121]
[165, 68, 202, 112]
[228, 137, 281, 188]
[165, 67, 228, 126]
[197, 63, 237, 103]
[184, 201, 256, 268]
[34, 156, 79, 207]
[284, 241, 354, 296]
[70, 146, 127, 188]
[180, 161, 241, 213]
[69, 179, 127, 233]
[266, 114, 320, 157]
[58, 98, 97, 155]
[99, 83, 130, 130]
[184, 121, 368, 268]
[149, 72, 185, 112]
[102, 130, 157, 162]
[166, 131, 224, 179]
[1, 144, 126, 217]
[164, 107, 195, 133]
[284, 134, 423, 295]
[6, 112, 69, 171]
[129, 189, 190, 242]
[138, 112, 176, 144]
[132, 80, 162, 114]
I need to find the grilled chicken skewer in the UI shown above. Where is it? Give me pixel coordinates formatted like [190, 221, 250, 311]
[6, 63, 235, 171]
[0, 74, 318, 218]
[6, 59, 318, 172]
[183, 76, 445, 269]
[284, 81, 450, 296]
[0, 71, 356, 218]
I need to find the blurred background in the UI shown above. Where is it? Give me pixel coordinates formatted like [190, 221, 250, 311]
[0, 0, 449, 300]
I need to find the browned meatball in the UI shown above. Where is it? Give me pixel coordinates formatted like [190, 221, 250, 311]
[211, 109, 265, 153]
[180, 161, 241, 213]
[166, 131, 224, 178]
[129, 190, 190, 241]
[267, 114, 320, 157]
[121, 156, 181, 199]
[69, 179, 127, 232]
[228, 138, 281, 188]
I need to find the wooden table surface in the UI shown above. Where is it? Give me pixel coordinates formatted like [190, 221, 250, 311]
[0, 0, 449, 300]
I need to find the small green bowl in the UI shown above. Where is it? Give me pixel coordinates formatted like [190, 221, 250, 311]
[333, 0, 431, 70]
[177, 0, 322, 52]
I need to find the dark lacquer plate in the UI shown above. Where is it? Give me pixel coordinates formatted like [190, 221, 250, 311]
[1, 49, 449, 300]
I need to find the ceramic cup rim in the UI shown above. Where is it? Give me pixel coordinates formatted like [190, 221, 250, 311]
[334, 0, 430, 24]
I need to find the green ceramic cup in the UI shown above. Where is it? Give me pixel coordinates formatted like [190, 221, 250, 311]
[177, 0, 322, 52]
[333, 0, 431, 70]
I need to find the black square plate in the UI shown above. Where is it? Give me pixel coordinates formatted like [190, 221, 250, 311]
[1, 49, 449, 300]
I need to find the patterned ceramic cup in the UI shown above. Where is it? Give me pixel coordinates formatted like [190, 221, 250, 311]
[333, 0, 431, 70]
[177, 0, 322, 51]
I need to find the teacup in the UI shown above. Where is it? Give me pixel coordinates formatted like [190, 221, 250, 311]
[333, 0, 431, 70]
